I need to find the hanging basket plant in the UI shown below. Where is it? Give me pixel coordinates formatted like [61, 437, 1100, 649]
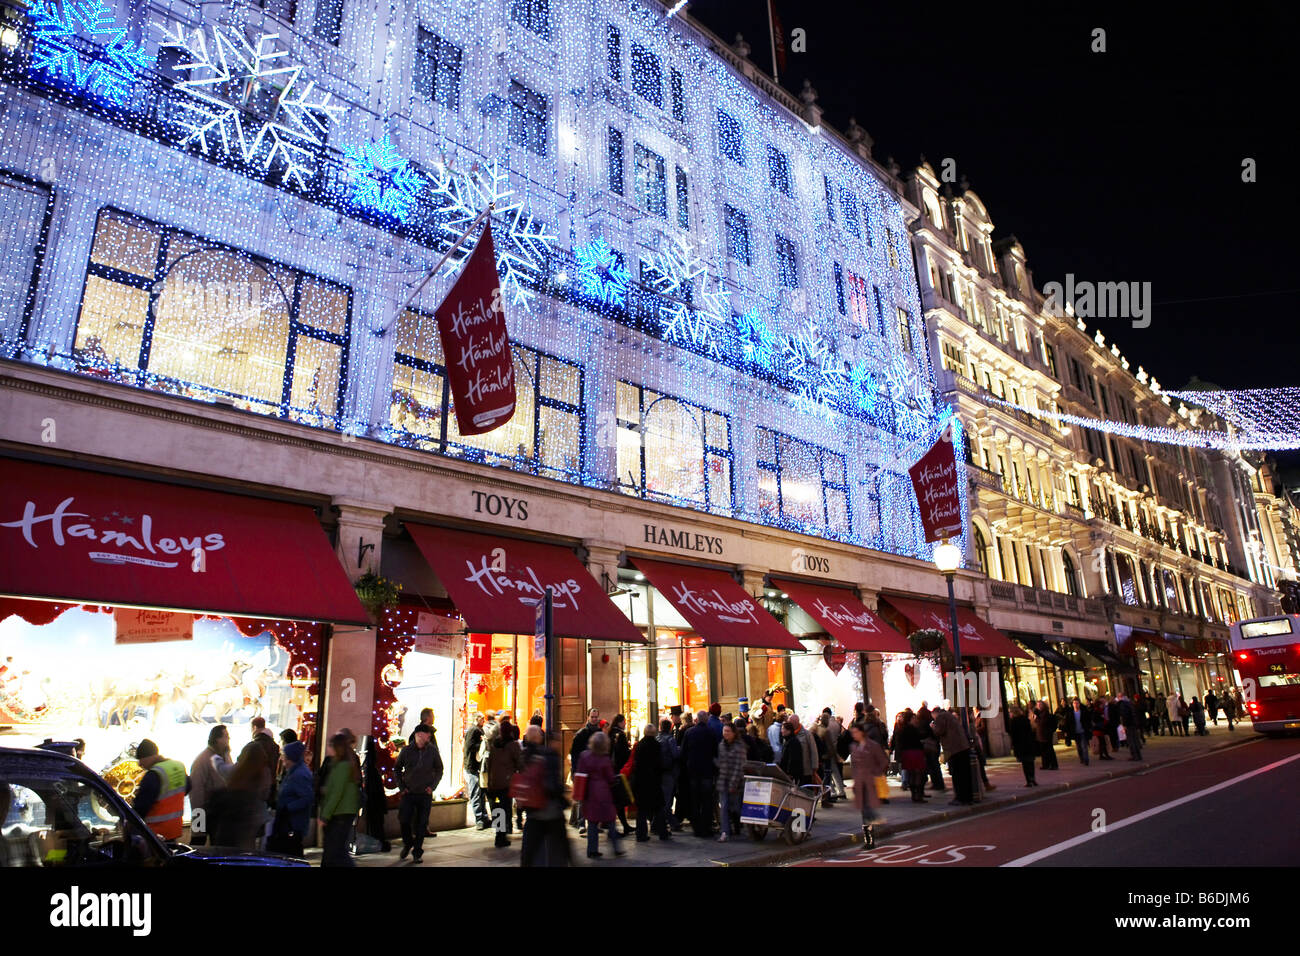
[908, 628, 946, 657]
[355, 570, 402, 617]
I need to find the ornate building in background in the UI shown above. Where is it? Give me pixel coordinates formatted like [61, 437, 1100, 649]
[906, 165, 1280, 709]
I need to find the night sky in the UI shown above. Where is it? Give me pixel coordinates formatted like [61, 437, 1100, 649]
[686, 1, 1300, 398]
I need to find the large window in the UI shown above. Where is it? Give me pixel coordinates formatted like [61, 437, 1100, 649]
[510, 0, 551, 40]
[606, 24, 622, 81]
[390, 308, 582, 479]
[616, 382, 732, 514]
[73, 209, 350, 427]
[0, 171, 52, 346]
[896, 306, 914, 351]
[756, 428, 850, 537]
[724, 204, 751, 265]
[670, 68, 685, 121]
[633, 143, 667, 219]
[841, 189, 860, 238]
[844, 269, 871, 330]
[775, 233, 799, 288]
[607, 127, 625, 195]
[675, 166, 690, 230]
[414, 28, 463, 111]
[630, 44, 663, 108]
[312, 0, 343, 44]
[717, 110, 745, 165]
[767, 146, 791, 196]
[508, 80, 548, 155]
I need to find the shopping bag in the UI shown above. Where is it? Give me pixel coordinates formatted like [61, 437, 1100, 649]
[1118, 724, 1127, 743]
[874, 776, 890, 801]
[571, 771, 587, 802]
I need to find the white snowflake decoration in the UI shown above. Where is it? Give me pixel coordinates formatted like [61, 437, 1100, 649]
[573, 238, 630, 307]
[783, 321, 845, 414]
[27, 0, 154, 105]
[641, 234, 705, 299]
[157, 22, 346, 190]
[736, 308, 775, 368]
[640, 236, 730, 357]
[343, 135, 425, 221]
[424, 160, 556, 311]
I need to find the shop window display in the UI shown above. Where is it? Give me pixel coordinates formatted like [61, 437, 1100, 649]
[881, 655, 944, 730]
[0, 603, 319, 811]
[375, 606, 545, 800]
[612, 573, 714, 725]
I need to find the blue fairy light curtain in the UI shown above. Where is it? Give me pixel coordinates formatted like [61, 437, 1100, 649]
[0, 0, 958, 561]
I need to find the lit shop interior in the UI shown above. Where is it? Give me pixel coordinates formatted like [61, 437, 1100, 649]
[375, 604, 559, 801]
[608, 568, 871, 730]
[0, 599, 319, 806]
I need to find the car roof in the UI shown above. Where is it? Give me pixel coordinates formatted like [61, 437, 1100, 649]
[0, 747, 98, 777]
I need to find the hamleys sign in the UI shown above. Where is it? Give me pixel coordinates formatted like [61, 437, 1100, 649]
[1, 495, 225, 569]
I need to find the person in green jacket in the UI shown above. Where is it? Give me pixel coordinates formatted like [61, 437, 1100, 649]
[318, 733, 361, 867]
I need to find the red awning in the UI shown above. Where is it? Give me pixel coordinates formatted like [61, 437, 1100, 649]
[774, 578, 911, 653]
[882, 595, 1032, 660]
[406, 524, 645, 643]
[0, 458, 369, 624]
[631, 557, 804, 650]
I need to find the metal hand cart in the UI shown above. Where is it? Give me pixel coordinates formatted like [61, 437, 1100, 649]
[739, 762, 826, 845]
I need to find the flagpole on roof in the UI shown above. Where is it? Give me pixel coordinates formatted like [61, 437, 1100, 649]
[398, 202, 495, 316]
[766, 0, 780, 85]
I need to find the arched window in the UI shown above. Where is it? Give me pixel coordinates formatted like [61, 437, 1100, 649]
[1116, 555, 1139, 605]
[74, 208, 351, 427]
[1062, 551, 1079, 597]
[974, 526, 990, 577]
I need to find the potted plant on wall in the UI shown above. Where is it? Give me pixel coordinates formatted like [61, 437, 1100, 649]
[355, 569, 402, 623]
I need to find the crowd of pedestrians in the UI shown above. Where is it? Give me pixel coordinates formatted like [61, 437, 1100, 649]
[112, 681, 1246, 868]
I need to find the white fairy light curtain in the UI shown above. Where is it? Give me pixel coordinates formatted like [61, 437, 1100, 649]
[0, 0, 959, 562]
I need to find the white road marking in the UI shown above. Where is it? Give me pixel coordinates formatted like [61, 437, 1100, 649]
[1000, 749, 1300, 867]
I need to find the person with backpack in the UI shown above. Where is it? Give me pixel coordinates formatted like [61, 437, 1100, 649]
[1190, 696, 1207, 736]
[518, 725, 570, 867]
[1221, 692, 1237, 731]
[483, 719, 523, 848]
[568, 708, 600, 834]
[655, 719, 682, 831]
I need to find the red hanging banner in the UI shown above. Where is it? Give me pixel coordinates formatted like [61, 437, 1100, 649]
[908, 424, 963, 543]
[434, 220, 516, 436]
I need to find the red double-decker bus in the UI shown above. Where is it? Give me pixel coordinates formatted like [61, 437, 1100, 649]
[1229, 615, 1300, 734]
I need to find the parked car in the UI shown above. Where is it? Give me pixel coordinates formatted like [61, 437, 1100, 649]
[0, 747, 306, 867]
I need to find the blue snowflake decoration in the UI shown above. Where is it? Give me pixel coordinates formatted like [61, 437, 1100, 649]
[848, 362, 880, 413]
[783, 322, 844, 414]
[574, 239, 630, 307]
[26, 0, 154, 106]
[735, 308, 775, 369]
[343, 136, 426, 222]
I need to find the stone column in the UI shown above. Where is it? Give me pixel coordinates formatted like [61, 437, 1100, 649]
[738, 564, 770, 704]
[322, 499, 390, 753]
[583, 541, 625, 717]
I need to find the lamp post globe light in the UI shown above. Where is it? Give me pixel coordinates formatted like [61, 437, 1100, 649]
[933, 539, 981, 803]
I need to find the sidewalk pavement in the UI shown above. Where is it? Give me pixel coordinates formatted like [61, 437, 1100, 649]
[305, 725, 1253, 869]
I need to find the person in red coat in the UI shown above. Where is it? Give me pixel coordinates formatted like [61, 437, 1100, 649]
[576, 732, 624, 859]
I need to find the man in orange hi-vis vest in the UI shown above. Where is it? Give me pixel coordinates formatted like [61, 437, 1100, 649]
[132, 739, 189, 842]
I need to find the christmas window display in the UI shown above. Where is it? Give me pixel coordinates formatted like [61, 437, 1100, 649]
[0, 598, 320, 810]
